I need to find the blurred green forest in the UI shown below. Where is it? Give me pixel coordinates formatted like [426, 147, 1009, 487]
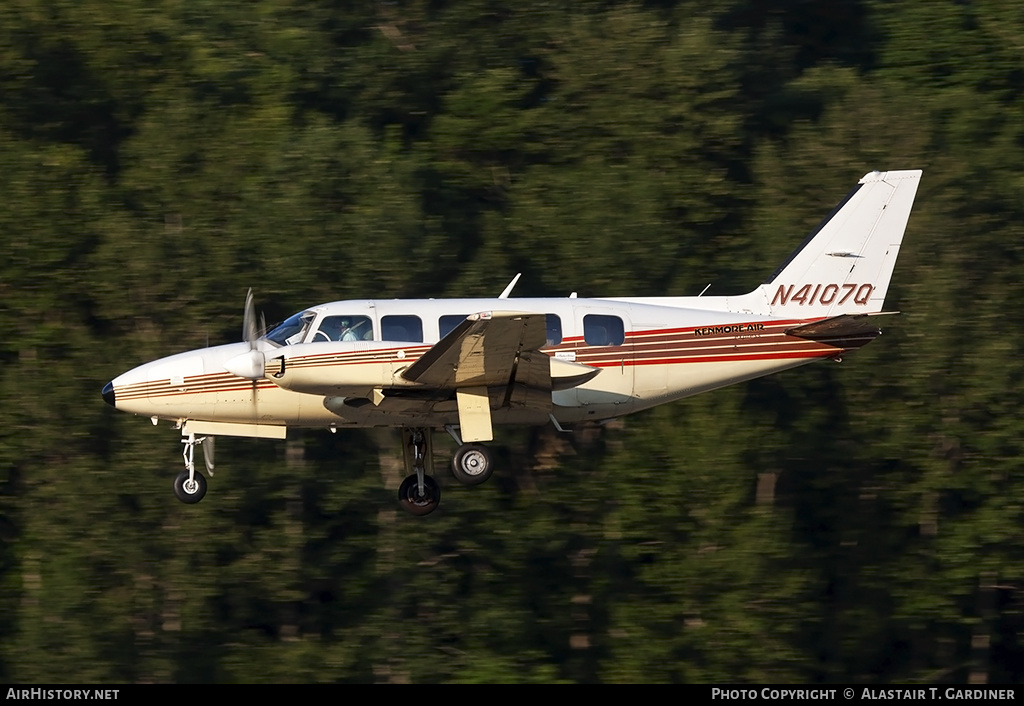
[2, 0, 1023, 684]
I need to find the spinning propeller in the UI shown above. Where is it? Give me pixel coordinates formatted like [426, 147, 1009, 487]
[223, 288, 267, 380]
[202, 435, 215, 473]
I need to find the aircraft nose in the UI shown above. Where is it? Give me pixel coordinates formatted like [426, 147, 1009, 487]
[102, 381, 116, 407]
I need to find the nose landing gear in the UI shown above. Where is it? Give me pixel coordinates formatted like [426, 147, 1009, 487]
[174, 432, 213, 504]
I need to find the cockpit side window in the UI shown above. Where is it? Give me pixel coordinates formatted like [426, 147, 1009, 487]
[313, 315, 374, 342]
[265, 311, 315, 346]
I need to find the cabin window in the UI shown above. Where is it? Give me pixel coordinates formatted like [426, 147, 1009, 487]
[439, 314, 469, 339]
[382, 315, 424, 342]
[546, 314, 562, 346]
[442, 313, 561, 344]
[313, 315, 373, 342]
[583, 314, 624, 346]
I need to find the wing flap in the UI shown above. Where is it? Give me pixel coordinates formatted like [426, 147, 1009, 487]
[457, 386, 493, 442]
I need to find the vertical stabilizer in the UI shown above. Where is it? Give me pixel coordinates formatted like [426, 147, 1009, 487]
[752, 170, 921, 317]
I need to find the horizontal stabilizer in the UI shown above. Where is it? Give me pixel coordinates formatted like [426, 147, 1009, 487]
[786, 312, 898, 341]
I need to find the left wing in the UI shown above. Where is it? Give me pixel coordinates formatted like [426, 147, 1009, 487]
[401, 311, 544, 388]
[401, 311, 571, 442]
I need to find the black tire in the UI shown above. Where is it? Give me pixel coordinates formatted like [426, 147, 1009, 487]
[450, 443, 494, 486]
[398, 474, 440, 516]
[173, 470, 207, 504]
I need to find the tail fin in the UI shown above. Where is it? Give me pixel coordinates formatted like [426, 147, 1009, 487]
[753, 169, 921, 317]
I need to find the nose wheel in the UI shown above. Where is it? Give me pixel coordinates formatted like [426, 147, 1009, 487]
[174, 470, 207, 504]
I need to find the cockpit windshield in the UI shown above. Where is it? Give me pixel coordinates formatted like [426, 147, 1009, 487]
[264, 311, 315, 346]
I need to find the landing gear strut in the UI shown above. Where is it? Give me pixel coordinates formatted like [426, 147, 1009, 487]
[398, 428, 440, 516]
[174, 432, 211, 504]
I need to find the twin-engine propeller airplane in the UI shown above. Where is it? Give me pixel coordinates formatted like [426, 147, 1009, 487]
[102, 169, 921, 515]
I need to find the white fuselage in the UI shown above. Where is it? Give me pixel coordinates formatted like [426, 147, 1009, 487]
[106, 296, 855, 433]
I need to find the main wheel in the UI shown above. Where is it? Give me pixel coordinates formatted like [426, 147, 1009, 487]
[450, 443, 494, 486]
[174, 470, 208, 504]
[398, 474, 440, 516]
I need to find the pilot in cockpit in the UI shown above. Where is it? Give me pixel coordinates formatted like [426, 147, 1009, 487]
[315, 315, 369, 342]
[339, 319, 360, 341]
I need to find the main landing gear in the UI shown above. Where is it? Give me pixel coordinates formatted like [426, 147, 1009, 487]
[398, 429, 441, 516]
[174, 432, 213, 504]
[451, 443, 494, 486]
[396, 427, 495, 516]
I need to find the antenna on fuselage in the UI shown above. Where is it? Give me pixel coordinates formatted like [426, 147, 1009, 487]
[698, 283, 711, 297]
[498, 273, 522, 299]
